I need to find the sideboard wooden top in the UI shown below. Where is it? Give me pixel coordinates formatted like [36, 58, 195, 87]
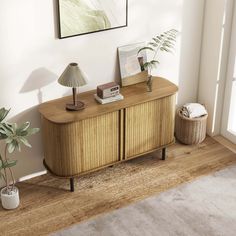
[38, 77, 178, 124]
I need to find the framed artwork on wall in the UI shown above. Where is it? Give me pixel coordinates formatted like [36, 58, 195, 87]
[118, 42, 148, 87]
[57, 0, 128, 39]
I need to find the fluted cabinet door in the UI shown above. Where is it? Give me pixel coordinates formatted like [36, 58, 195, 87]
[81, 111, 120, 172]
[125, 95, 175, 159]
[42, 111, 120, 177]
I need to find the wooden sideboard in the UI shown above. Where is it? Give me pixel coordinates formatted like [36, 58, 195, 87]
[38, 77, 178, 191]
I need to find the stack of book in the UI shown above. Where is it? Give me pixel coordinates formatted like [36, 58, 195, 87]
[94, 82, 124, 104]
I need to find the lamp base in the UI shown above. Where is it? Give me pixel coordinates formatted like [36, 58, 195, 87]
[66, 101, 85, 111]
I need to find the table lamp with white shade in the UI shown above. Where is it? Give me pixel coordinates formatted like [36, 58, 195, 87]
[58, 63, 88, 111]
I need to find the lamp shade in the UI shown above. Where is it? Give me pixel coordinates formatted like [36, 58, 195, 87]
[58, 63, 87, 88]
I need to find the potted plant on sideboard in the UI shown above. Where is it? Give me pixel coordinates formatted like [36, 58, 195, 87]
[138, 29, 179, 92]
[0, 108, 39, 210]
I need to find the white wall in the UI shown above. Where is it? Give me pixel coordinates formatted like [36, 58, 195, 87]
[198, 0, 234, 136]
[0, 0, 205, 182]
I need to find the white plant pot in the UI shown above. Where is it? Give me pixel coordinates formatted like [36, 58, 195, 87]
[1, 186, 20, 210]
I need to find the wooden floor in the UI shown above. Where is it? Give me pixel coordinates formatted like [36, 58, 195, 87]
[1, 137, 236, 236]
[213, 135, 236, 153]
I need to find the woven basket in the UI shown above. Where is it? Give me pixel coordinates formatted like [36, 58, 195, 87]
[175, 109, 208, 145]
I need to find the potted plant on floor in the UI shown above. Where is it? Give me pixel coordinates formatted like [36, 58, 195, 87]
[138, 29, 179, 92]
[0, 108, 39, 210]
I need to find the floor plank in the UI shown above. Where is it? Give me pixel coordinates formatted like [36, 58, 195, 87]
[0, 137, 235, 236]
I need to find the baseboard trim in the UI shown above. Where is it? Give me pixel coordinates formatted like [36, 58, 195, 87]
[213, 135, 236, 153]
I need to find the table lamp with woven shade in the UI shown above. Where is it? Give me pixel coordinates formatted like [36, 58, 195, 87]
[58, 63, 87, 111]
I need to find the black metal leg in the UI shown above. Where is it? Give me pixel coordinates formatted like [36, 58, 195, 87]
[162, 148, 166, 160]
[70, 178, 75, 192]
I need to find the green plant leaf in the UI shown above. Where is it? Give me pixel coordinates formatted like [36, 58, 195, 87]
[150, 60, 159, 65]
[137, 47, 155, 55]
[143, 62, 151, 69]
[0, 132, 7, 140]
[0, 123, 13, 137]
[160, 47, 172, 53]
[0, 108, 10, 122]
[7, 140, 17, 153]
[143, 62, 157, 70]
[16, 141, 21, 152]
[148, 42, 158, 47]
[156, 35, 163, 40]
[18, 136, 32, 148]
[18, 130, 28, 137]
[5, 137, 13, 144]
[27, 128, 39, 136]
[17, 122, 30, 134]
[2, 160, 17, 168]
[152, 38, 160, 43]
[167, 37, 176, 42]
[138, 29, 178, 75]
[4, 123, 14, 133]
[0, 107, 40, 155]
[11, 123, 17, 132]
[164, 41, 175, 47]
